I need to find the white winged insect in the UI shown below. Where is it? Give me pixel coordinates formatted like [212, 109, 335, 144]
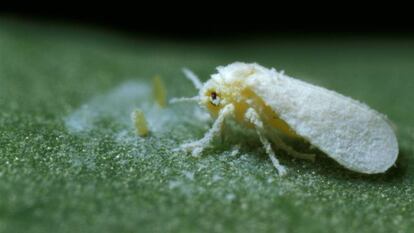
[171, 62, 399, 176]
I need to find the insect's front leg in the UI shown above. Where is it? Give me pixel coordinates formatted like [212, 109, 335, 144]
[245, 108, 287, 176]
[178, 104, 235, 157]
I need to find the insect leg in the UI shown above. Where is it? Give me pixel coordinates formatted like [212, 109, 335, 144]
[245, 108, 287, 176]
[178, 104, 235, 157]
[269, 136, 315, 162]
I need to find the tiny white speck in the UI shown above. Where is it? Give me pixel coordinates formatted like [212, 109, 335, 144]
[168, 180, 181, 189]
[183, 171, 194, 180]
[212, 174, 222, 182]
[230, 145, 240, 157]
[225, 193, 236, 201]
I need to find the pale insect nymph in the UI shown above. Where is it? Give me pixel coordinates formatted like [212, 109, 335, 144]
[171, 62, 399, 176]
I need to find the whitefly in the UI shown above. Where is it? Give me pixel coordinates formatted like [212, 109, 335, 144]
[171, 62, 399, 176]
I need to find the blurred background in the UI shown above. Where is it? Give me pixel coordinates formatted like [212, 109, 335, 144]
[2, 5, 413, 39]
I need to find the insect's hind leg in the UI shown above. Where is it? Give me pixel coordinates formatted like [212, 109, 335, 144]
[270, 136, 315, 162]
[245, 108, 287, 176]
[178, 104, 235, 157]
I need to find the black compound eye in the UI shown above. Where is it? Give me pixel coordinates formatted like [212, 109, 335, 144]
[211, 92, 217, 100]
[209, 91, 220, 106]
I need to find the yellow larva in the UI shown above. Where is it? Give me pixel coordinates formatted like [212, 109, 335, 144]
[171, 62, 398, 176]
[152, 75, 167, 108]
[131, 109, 149, 137]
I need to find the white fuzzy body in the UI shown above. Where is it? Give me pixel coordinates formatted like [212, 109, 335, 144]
[214, 63, 398, 174]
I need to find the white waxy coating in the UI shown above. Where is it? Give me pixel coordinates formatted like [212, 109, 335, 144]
[213, 62, 398, 174]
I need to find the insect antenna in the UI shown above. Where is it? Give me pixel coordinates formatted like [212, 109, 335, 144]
[169, 96, 200, 104]
[182, 68, 203, 90]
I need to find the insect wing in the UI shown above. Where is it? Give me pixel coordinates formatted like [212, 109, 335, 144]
[249, 73, 398, 174]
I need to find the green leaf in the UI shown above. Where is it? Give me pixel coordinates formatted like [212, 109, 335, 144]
[1, 18, 413, 233]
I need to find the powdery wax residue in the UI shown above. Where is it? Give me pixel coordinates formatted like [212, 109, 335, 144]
[64, 80, 206, 136]
[64, 81, 151, 133]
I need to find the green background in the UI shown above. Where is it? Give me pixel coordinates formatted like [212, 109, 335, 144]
[1, 18, 413, 233]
